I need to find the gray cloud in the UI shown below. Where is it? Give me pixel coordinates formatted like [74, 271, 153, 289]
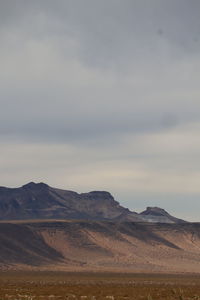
[0, 0, 200, 220]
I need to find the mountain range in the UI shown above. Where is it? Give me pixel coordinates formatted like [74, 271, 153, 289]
[0, 181, 197, 273]
[0, 182, 186, 223]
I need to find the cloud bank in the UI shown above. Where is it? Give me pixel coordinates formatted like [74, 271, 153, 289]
[0, 0, 200, 220]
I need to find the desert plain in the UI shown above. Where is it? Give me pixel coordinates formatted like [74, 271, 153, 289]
[0, 272, 200, 300]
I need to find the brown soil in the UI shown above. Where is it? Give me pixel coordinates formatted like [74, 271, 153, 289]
[0, 272, 200, 300]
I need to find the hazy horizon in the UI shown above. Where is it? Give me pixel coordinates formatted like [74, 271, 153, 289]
[1, 1, 200, 221]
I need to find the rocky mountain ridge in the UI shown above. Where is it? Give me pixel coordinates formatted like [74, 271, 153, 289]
[0, 182, 186, 223]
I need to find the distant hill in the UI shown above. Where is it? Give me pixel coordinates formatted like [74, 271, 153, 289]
[140, 206, 186, 223]
[0, 182, 186, 223]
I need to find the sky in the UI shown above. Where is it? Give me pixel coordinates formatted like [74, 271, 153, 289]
[0, 0, 200, 221]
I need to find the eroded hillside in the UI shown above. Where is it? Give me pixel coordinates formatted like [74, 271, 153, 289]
[0, 220, 200, 273]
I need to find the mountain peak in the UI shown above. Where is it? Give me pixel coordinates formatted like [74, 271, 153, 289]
[81, 191, 115, 200]
[141, 207, 168, 216]
[140, 206, 187, 223]
[22, 182, 49, 189]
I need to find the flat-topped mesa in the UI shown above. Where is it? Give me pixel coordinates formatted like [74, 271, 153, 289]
[140, 206, 187, 224]
[141, 206, 169, 216]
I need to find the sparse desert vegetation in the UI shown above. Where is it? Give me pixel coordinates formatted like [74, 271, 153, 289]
[0, 272, 200, 300]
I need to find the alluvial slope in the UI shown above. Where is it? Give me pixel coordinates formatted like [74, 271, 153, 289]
[0, 220, 200, 273]
[0, 182, 185, 223]
[0, 223, 63, 266]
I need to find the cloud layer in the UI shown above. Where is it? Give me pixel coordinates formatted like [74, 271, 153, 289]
[1, 0, 200, 220]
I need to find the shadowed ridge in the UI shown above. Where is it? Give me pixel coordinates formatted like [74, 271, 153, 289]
[0, 182, 141, 221]
[0, 182, 187, 223]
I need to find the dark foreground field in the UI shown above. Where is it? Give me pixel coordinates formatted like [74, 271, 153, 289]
[0, 272, 200, 300]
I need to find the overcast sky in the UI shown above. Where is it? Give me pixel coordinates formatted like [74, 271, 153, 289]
[1, 0, 200, 221]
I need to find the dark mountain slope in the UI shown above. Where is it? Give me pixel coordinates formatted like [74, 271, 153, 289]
[0, 223, 63, 266]
[0, 182, 186, 223]
[0, 182, 141, 221]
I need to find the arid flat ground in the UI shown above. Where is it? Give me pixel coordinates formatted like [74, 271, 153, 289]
[0, 272, 200, 300]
